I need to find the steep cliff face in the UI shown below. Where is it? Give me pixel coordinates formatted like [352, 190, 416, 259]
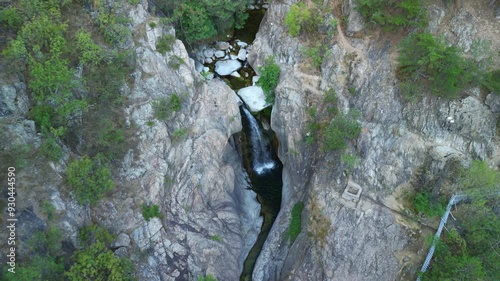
[0, 1, 263, 280]
[248, 0, 499, 280]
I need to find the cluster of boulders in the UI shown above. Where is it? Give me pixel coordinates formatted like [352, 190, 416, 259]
[193, 39, 271, 112]
[194, 40, 251, 79]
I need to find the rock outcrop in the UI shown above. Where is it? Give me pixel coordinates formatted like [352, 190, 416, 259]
[248, 0, 499, 280]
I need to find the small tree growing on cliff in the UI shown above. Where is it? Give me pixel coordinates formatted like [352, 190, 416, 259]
[257, 57, 280, 103]
[66, 154, 114, 205]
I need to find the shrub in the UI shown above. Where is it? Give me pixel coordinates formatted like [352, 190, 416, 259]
[172, 128, 187, 142]
[287, 201, 304, 244]
[66, 154, 114, 205]
[76, 29, 104, 65]
[156, 34, 176, 53]
[168, 55, 184, 69]
[257, 57, 280, 103]
[162, 0, 248, 44]
[308, 200, 331, 246]
[398, 32, 472, 99]
[324, 88, 338, 116]
[152, 94, 182, 120]
[342, 153, 360, 172]
[356, 0, 427, 29]
[301, 44, 329, 69]
[284, 3, 311, 36]
[141, 204, 161, 221]
[324, 110, 361, 151]
[39, 137, 64, 162]
[481, 69, 500, 94]
[66, 240, 134, 280]
[0, 6, 23, 30]
[411, 191, 446, 217]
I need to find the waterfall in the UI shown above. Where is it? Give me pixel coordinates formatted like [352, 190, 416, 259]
[241, 107, 276, 174]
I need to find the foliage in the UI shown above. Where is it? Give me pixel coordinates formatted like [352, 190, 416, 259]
[324, 110, 361, 151]
[39, 137, 64, 162]
[41, 202, 57, 221]
[342, 153, 360, 172]
[159, 0, 248, 44]
[419, 161, 500, 280]
[168, 55, 184, 69]
[284, 3, 311, 37]
[210, 235, 222, 242]
[356, 0, 427, 29]
[67, 238, 134, 281]
[0, 6, 23, 30]
[481, 69, 500, 94]
[172, 128, 187, 142]
[411, 191, 446, 217]
[287, 201, 304, 244]
[3, 255, 65, 281]
[197, 274, 218, 281]
[257, 57, 280, 103]
[156, 34, 176, 53]
[66, 154, 114, 205]
[397, 32, 472, 99]
[152, 94, 182, 120]
[76, 29, 104, 65]
[141, 204, 161, 221]
[94, 0, 132, 46]
[324, 88, 338, 116]
[301, 44, 327, 69]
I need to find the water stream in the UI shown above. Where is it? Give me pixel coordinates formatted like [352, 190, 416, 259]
[193, 5, 282, 279]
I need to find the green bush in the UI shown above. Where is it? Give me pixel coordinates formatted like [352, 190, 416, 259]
[284, 3, 311, 36]
[301, 44, 329, 69]
[398, 32, 472, 99]
[411, 191, 446, 217]
[66, 154, 114, 205]
[163, 0, 248, 44]
[324, 110, 361, 151]
[152, 94, 182, 120]
[481, 69, 500, 94]
[324, 88, 338, 116]
[39, 137, 64, 162]
[156, 34, 176, 53]
[0, 6, 23, 30]
[342, 153, 360, 172]
[356, 0, 427, 29]
[287, 201, 304, 244]
[76, 29, 104, 65]
[141, 204, 161, 221]
[257, 57, 280, 103]
[65, 224, 135, 280]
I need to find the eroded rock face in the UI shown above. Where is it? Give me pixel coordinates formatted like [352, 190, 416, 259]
[248, 0, 499, 280]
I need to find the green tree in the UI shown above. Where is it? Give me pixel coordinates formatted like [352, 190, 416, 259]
[159, 0, 248, 44]
[66, 154, 114, 205]
[257, 57, 280, 103]
[324, 110, 361, 151]
[397, 32, 472, 99]
[66, 241, 134, 281]
[284, 3, 311, 37]
[76, 29, 105, 65]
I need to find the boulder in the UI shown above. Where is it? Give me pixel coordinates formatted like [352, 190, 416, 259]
[112, 233, 131, 248]
[215, 50, 226, 58]
[203, 48, 215, 58]
[237, 49, 247, 61]
[215, 60, 242, 76]
[237, 86, 269, 112]
[216, 41, 231, 50]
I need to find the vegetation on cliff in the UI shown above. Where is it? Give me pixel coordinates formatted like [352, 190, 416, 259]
[156, 0, 249, 44]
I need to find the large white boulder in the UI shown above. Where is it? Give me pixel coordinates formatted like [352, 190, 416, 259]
[215, 60, 242, 76]
[237, 86, 269, 112]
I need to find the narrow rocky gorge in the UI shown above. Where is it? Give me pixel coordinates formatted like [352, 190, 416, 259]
[1, 0, 498, 280]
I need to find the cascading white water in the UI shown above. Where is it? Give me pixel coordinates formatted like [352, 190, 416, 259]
[241, 107, 276, 174]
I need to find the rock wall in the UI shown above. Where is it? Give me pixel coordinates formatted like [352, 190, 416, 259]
[0, 1, 262, 280]
[248, 0, 499, 280]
